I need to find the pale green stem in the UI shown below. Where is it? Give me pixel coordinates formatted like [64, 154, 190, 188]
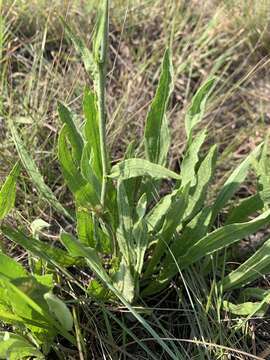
[97, 63, 109, 206]
[96, 0, 109, 207]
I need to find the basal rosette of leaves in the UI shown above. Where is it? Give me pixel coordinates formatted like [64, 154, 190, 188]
[1, 0, 270, 358]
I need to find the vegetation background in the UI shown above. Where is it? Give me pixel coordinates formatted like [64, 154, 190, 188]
[1, 0, 270, 359]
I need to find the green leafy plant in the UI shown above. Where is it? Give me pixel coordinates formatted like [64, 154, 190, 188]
[0, 251, 74, 358]
[2, 0, 270, 357]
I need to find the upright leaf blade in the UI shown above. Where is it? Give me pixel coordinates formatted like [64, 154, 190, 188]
[44, 292, 73, 332]
[184, 144, 218, 222]
[0, 162, 20, 220]
[116, 181, 133, 266]
[185, 78, 215, 139]
[60, 18, 96, 78]
[144, 49, 173, 165]
[58, 102, 83, 164]
[181, 129, 207, 187]
[211, 143, 263, 224]
[112, 258, 135, 303]
[58, 125, 100, 208]
[83, 88, 102, 179]
[144, 184, 190, 278]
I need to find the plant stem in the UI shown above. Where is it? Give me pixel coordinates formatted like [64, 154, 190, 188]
[98, 62, 108, 206]
[96, 0, 109, 207]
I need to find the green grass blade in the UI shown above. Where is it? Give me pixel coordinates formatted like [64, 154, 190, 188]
[61, 232, 182, 359]
[221, 237, 270, 291]
[144, 49, 173, 165]
[8, 118, 72, 220]
[0, 162, 20, 220]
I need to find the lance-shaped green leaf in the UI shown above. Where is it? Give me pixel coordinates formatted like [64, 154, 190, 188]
[143, 207, 213, 296]
[0, 276, 75, 344]
[60, 232, 111, 284]
[221, 237, 270, 291]
[133, 219, 148, 279]
[93, 0, 109, 64]
[0, 332, 44, 360]
[181, 209, 270, 268]
[0, 253, 27, 280]
[210, 143, 263, 224]
[122, 141, 142, 214]
[225, 193, 264, 224]
[136, 193, 147, 221]
[110, 158, 181, 181]
[177, 207, 212, 257]
[58, 102, 83, 164]
[58, 125, 100, 208]
[44, 292, 73, 331]
[185, 77, 215, 139]
[238, 287, 270, 302]
[146, 189, 179, 233]
[181, 129, 207, 187]
[112, 258, 135, 303]
[184, 144, 217, 222]
[80, 142, 101, 200]
[76, 208, 95, 247]
[60, 17, 96, 78]
[116, 181, 133, 266]
[83, 88, 102, 179]
[144, 184, 190, 278]
[144, 49, 173, 165]
[9, 118, 72, 220]
[0, 162, 20, 220]
[1, 225, 80, 268]
[222, 299, 268, 317]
